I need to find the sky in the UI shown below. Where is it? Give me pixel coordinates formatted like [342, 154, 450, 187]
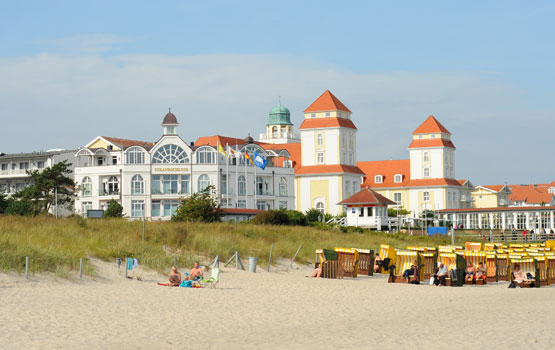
[0, 1, 554, 185]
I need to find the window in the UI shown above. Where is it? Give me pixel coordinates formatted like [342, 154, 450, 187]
[317, 133, 323, 146]
[152, 201, 161, 217]
[345, 180, 351, 195]
[126, 147, 145, 164]
[198, 174, 211, 192]
[163, 175, 178, 194]
[152, 144, 189, 164]
[279, 201, 288, 209]
[131, 200, 144, 218]
[256, 176, 264, 196]
[393, 192, 402, 204]
[419, 135, 423, 139]
[221, 174, 227, 195]
[82, 202, 92, 217]
[325, 112, 331, 117]
[238, 199, 247, 208]
[196, 147, 215, 164]
[163, 200, 179, 216]
[106, 176, 119, 195]
[549, 187, 555, 194]
[316, 202, 325, 213]
[82, 177, 92, 197]
[431, 134, 436, 139]
[131, 175, 144, 195]
[272, 126, 278, 138]
[374, 175, 383, 184]
[1, 164, 8, 171]
[352, 182, 357, 194]
[152, 175, 161, 194]
[112, 156, 117, 165]
[20, 162, 29, 170]
[423, 191, 430, 202]
[0, 184, 7, 193]
[348, 152, 353, 165]
[15, 183, 25, 192]
[424, 152, 429, 162]
[359, 207, 365, 217]
[424, 167, 430, 178]
[279, 177, 287, 196]
[238, 175, 246, 195]
[257, 200, 267, 210]
[317, 152, 324, 164]
[180, 175, 190, 195]
[311, 113, 316, 118]
[37, 161, 45, 169]
[394, 174, 402, 183]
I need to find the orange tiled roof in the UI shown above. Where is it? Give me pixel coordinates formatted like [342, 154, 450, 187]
[405, 178, 462, 187]
[304, 90, 351, 113]
[480, 185, 507, 192]
[298, 118, 357, 130]
[296, 164, 365, 175]
[412, 115, 451, 135]
[508, 185, 554, 205]
[408, 139, 455, 149]
[358, 159, 410, 188]
[338, 186, 396, 206]
[101, 136, 154, 150]
[194, 135, 266, 147]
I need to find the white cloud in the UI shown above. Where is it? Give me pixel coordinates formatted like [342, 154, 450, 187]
[0, 52, 552, 184]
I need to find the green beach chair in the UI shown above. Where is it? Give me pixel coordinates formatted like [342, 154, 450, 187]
[202, 268, 220, 288]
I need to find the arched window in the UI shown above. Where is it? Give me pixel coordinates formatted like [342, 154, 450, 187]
[131, 175, 144, 195]
[316, 202, 325, 213]
[374, 175, 383, 184]
[107, 176, 119, 195]
[196, 147, 215, 164]
[238, 175, 246, 195]
[82, 177, 92, 197]
[272, 126, 278, 138]
[394, 174, 403, 183]
[126, 147, 145, 164]
[198, 174, 211, 192]
[279, 177, 287, 196]
[152, 144, 189, 164]
[317, 133, 323, 146]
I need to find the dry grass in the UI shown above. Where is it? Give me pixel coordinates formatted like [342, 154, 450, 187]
[0, 216, 454, 277]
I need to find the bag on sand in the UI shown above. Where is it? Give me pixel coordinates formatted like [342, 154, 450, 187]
[429, 277, 435, 285]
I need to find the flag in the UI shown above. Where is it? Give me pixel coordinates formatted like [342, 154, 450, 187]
[244, 151, 254, 165]
[226, 145, 235, 158]
[254, 151, 267, 170]
[218, 142, 228, 158]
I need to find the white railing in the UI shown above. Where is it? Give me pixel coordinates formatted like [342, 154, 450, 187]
[326, 217, 347, 226]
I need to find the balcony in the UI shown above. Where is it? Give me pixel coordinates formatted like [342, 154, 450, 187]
[499, 199, 511, 206]
[100, 190, 120, 196]
[0, 169, 30, 176]
[460, 195, 473, 202]
[259, 131, 300, 141]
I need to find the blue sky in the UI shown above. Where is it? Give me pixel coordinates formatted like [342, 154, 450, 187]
[1, 1, 554, 184]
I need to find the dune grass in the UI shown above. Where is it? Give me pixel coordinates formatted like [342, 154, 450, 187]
[0, 216, 455, 277]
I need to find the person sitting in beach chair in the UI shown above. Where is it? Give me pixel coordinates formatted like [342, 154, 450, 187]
[310, 265, 322, 278]
[434, 263, 449, 287]
[513, 264, 532, 285]
[475, 262, 486, 281]
[185, 262, 204, 281]
[465, 261, 475, 282]
[402, 260, 418, 283]
[168, 266, 182, 286]
[374, 254, 383, 273]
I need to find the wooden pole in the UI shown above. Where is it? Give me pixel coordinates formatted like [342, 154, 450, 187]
[142, 218, 145, 242]
[267, 243, 274, 272]
[174, 256, 177, 268]
[125, 258, 128, 279]
[224, 252, 236, 267]
[235, 251, 239, 270]
[25, 256, 29, 280]
[79, 258, 83, 278]
[236, 252, 245, 270]
[290, 245, 302, 267]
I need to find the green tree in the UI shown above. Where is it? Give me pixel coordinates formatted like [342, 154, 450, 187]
[388, 208, 411, 217]
[5, 198, 33, 216]
[252, 210, 290, 225]
[0, 193, 9, 214]
[305, 208, 323, 223]
[13, 160, 75, 215]
[172, 185, 222, 222]
[104, 200, 123, 218]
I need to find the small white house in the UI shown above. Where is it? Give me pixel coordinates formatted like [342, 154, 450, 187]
[338, 186, 395, 229]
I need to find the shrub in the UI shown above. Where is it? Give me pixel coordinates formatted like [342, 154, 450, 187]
[305, 208, 323, 223]
[172, 185, 222, 223]
[104, 200, 123, 218]
[5, 199, 33, 216]
[251, 210, 290, 225]
[285, 210, 307, 226]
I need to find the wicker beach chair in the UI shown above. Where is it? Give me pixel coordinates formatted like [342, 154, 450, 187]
[388, 250, 421, 283]
[464, 251, 488, 285]
[438, 253, 466, 287]
[315, 249, 343, 279]
[378, 244, 396, 274]
[510, 258, 539, 288]
[353, 248, 374, 276]
[334, 248, 359, 278]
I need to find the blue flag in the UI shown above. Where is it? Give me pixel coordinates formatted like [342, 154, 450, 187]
[254, 151, 267, 170]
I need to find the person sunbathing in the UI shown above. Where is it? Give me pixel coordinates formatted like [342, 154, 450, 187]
[310, 265, 322, 278]
[185, 262, 204, 281]
[374, 254, 383, 273]
[475, 262, 486, 281]
[168, 266, 182, 286]
[465, 262, 475, 282]
[513, 264, 530, 283]
[402, 260, 418, 283]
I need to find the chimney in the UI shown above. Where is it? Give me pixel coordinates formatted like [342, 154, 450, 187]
[190, 142, 194, 147]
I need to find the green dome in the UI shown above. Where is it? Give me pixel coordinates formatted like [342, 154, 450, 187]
[267, 104, 293, 126]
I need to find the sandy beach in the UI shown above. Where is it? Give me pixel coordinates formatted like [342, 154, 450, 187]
[2, 260, 555, 350]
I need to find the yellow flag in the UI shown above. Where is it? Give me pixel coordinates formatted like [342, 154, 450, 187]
[218, 142, 228, 158]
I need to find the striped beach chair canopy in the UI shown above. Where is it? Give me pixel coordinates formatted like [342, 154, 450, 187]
[439, 253, 458, 271]
[511, 258, 537, 277]
[394, 250, 419, 277]
[464, 251, 487, 268]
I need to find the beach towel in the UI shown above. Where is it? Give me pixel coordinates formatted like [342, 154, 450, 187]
[157, 283, 170, 286]
[179, 280, 192, 288]
[133, 258, 139, 269]
[126, 258, 133, 270]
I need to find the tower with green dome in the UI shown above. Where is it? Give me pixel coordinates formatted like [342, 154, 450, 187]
[260, 102, 300, 144]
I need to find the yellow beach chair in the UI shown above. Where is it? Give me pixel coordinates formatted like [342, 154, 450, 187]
[438, 253, 466, 287]
[352, 248, 374, 276]
[465, 242, 482, 251]
[464, 251, 488, 285]
[388, 250, 421, 283]
[378, 244, 396, 274]
[510, 257, 539, 288]
[315, 249, 342, 279]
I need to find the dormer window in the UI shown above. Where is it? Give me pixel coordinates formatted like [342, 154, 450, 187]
[325, 112, 331, 117]
[419, 135, 423, 139]
[394, 174, 402, 183]
[431, 134, 436, 139]
[374, 175, 383, 184]
[549, 187, 555, 194]
[311, 113, 316, 118]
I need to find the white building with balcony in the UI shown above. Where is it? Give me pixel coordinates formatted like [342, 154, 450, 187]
[0, 149, 75, 201]
[73, 110, 295, 220]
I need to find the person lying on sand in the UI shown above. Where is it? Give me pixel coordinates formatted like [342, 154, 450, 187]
[374, 254, 382, 273]
[475, 262, 486, 280]
[185, 262, 204, 281]
[169, 266, 182, 286]
[465, 262, 475, 282]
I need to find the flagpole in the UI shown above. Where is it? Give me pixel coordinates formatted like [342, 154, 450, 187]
[217, 141, 220, 204]
[254, 155, 257, 209]
[235, 143, 239, 208]
[226, 143, 229, 208]
[244, 150, 248, 208]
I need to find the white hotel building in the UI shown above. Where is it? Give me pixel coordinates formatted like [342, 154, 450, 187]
[73, 111, 295, 220]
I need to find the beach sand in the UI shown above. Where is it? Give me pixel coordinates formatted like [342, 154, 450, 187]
[1, 260, 555, 349]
